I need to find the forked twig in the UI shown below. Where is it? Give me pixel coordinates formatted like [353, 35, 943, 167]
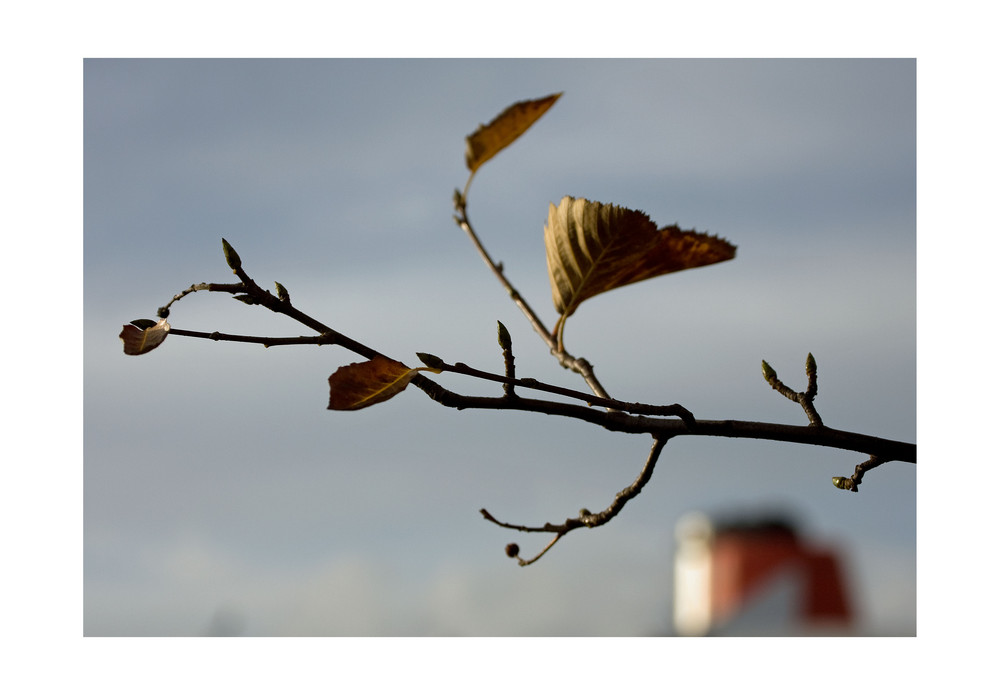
[762, 353, 824, 426]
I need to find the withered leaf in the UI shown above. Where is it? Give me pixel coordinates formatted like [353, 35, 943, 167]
[327, 356, 422, 411]
[129, 318, 158, 329]
[120, 318, 171, 355]
[465, 93, 562, 174]
[544, 196, 736, 346]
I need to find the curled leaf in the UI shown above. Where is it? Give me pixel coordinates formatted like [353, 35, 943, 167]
[120, 318, 170, 355]
[544, 196, 736, 347]
[328, 356, 420, 411]
[465, 93, 562, 174]
[129, 318, 158, 329]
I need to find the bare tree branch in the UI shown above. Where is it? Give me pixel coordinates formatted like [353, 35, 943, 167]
[148, 263, 916, 466]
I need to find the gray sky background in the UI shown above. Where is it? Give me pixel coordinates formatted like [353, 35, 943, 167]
[84, 58, 915, 637]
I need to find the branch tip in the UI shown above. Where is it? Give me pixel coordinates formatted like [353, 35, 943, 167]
[497, 321, 512, 351]
[833, 455, 885, 493]
[762, 359, 778, 384]
[221, 238, 242, 271]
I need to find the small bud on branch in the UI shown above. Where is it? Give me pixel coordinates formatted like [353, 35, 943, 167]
[222, 238, 242, 272]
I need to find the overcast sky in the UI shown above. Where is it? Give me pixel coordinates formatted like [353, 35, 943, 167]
[84, 58, 915, 637]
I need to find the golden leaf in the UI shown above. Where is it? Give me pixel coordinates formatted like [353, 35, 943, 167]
[327, 356, 421, 411]
[544, 196, 736, 347]
[119, 318, 170, 355]
[465, 93, 562, 174]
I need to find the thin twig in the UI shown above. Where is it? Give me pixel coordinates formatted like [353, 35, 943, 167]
[762, 355, 824, 426]
[167, 328, 340, 348]
[453, 192, 614, 402]
[497, 320, 516, 398]
[156, 282, 243, 318]
[161, 261, 385, 361]
[832, 455, 887, 492]
[481, 437, 669, 565]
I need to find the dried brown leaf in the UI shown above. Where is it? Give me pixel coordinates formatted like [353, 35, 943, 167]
[119, 318, 171, 355]
[327, 356, 421, 411]
[465, 93, 562, 174]
[544, 196, 736, 344]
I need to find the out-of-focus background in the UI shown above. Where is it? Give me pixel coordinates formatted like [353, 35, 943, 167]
[84, 58, 915, 636]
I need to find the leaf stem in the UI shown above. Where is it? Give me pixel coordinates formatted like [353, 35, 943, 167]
[453, 192, 614, 402]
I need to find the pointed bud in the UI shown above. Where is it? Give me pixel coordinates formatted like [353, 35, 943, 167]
[415, 352, 446, 372]
[761, 360, 777, 382]
[806, 353, 817, 376]
[275, 281, 290, 302]
[221, 238, 242, 272]
[497, 321, 512, 352]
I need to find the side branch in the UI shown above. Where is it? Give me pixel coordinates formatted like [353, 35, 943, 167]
[481, 437, 669, 565]
[168, 328, 340, 348]
[155, 257, 385, 362]
[453, 192, 614, 402]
